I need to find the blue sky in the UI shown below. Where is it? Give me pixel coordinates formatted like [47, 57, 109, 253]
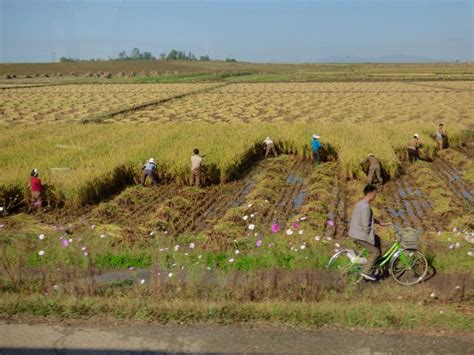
[1, 0, 472, 63]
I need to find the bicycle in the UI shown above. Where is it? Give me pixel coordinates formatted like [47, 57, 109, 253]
[327, 227, 428, 286]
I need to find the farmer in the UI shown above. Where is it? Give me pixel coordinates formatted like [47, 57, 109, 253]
[30, 168, 43, 210]
[141, 158, 158, 186]
[407, 133, 423, 163]
[349, 184, 390, 281]
[190, 148, 203, 187]
[434, 123, 447, 151]
[360, 154, 383, 185]
[263, 136, 277, 158]
[311, 134, 321, 165]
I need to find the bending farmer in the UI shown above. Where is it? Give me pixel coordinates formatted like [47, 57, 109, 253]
[361, 154, 383, 185]
[141, 158, 158, 186]
[263, 137, 278, 158]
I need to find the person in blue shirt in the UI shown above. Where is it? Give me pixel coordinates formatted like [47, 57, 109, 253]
[311, 134, 321, 165]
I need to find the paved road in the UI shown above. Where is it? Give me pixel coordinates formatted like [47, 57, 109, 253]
[0, 321, 472, 354]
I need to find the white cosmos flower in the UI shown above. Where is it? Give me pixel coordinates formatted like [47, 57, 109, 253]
[38, 234, 45, 240]
[248, 224, 255, 230]
[286, 229, 294, 236]
[38, 250, 45, 256]
[243, 215, 249, 221]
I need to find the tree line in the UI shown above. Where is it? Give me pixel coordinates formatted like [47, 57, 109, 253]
[60, 48, 236, 63]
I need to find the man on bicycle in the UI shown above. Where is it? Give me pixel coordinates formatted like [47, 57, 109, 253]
[349, 184, 389, 281]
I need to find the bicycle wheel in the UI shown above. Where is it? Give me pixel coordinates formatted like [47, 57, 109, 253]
[327, 250, 362, 280]
[389, 249, 428, 286]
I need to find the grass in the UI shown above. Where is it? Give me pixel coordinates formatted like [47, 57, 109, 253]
[1, 291, 472, 332]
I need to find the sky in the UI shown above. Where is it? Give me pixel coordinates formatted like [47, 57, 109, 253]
[0, 0, 473, 63]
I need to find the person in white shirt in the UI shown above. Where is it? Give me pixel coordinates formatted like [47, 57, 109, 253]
[190, 149, 203, 187]
[263, 137, 277, 158]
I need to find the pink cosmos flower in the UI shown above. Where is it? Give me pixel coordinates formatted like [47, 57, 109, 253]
[61, 238, 69, 248]
[327, 219, 334, 226]
[292, 223, 300, 229]
[256, 240, 262, 247]
[271, 224, 280, 233]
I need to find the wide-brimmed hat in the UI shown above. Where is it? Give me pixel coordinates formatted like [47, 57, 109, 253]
[312, 134, 320, 139]
[368, 153, 375, 157]
[149, 158, 155, 163]
[265, 137, 271, 141]
[414, 133, 419, 139]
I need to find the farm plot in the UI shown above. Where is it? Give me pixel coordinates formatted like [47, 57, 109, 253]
[112, 82, 474, 125]
[0, 83, 217, 124]
[48, 156, 316, 241]
[376, 147, 474, 232]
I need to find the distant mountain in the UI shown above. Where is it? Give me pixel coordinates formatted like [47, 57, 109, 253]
[319, 54, 438, 63]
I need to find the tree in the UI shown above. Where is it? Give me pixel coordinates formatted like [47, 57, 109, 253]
[200, 55, 210, 61]
[142, 51, 155, 60]
[166, 49, 179, 60]
[131, 48, 141, 59]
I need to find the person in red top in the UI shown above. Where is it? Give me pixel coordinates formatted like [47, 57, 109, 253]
[30, 168, 42, 209]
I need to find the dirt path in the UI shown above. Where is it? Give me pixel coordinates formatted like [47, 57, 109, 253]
[0, 321, 472, 354]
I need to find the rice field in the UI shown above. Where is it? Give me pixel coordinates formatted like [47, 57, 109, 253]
[0, 83, 217, 125]
[113, 82, 474, 125]
[0, 80, 472, 209]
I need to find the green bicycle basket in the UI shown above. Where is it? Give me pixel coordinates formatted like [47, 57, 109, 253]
[396, 228, 421, 249]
